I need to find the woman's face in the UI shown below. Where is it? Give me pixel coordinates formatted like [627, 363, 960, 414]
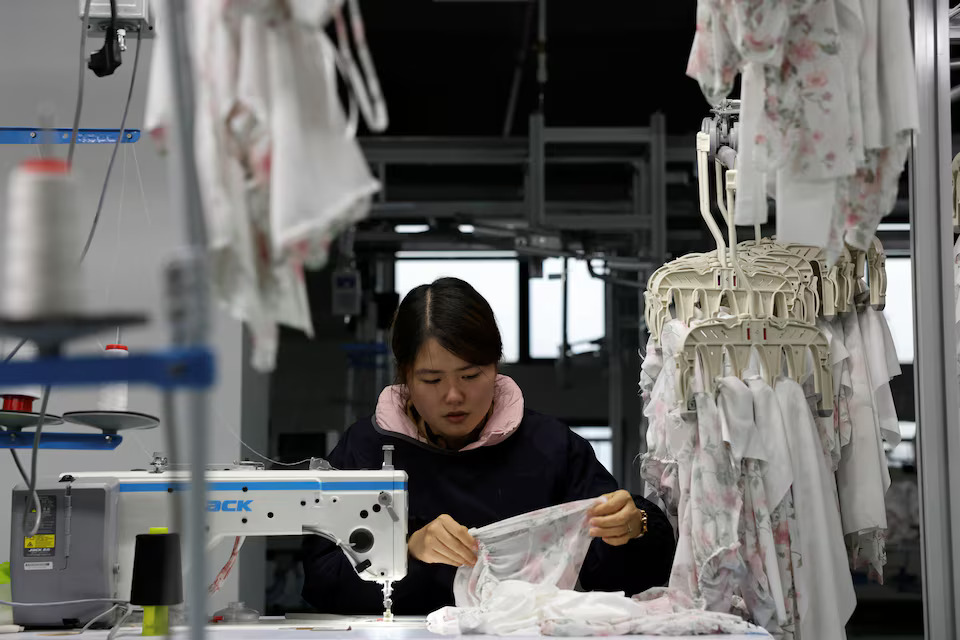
[407, 337, 497, 442]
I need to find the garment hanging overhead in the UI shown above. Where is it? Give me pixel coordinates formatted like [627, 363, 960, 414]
[144, 0, 388, 371]
[686, 0, 919, 262]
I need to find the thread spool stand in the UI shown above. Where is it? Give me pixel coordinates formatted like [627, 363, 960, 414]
[0, 127, 215, 451]
[61, 342, 160, 435]
[63, 410, 159, 435]
[0, 394, 63, 431]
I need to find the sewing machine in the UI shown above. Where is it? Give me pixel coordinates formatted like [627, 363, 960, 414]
[9, 451, 408, 628]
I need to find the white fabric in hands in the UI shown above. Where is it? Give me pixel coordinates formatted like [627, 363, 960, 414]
[428, 498, 769, 637]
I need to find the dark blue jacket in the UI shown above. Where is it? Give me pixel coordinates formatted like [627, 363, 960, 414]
[301, 409, 675, 614]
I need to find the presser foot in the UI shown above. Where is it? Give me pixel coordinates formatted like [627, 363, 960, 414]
[381, 580, 394, 620]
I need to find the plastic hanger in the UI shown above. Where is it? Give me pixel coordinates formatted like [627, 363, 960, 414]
[332, 0, 389, 133]
[675, 315, 835, 416]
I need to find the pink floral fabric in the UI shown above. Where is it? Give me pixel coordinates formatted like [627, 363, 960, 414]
[453, 498, 597, 609]
[429, 498, 771, 637]
[641, 322, 690, 516]
[825, 136, 911, 262]
[687, 0, 917, 259]
[770, 495, 801, 640]
[687, 0, 854, 181]
[669, 391, 747, 615]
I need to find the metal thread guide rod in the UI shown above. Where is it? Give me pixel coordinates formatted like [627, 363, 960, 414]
[162, 0, 213, 639]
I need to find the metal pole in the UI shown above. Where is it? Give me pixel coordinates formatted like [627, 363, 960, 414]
[911, 0, 960, 637]
[606, 282, 623, 484]
[528, 113, 545, 228]
[649, 113, 668, 265]
[502, 0, 536, 137]
[561, 257, 569, 359]
[163, 2, 211, 639]
[536, 0, 546, 111]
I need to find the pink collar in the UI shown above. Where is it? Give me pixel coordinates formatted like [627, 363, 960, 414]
[374, 374, 525, 451]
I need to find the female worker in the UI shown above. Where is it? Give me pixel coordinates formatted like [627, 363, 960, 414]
[301, 277, 675, 614]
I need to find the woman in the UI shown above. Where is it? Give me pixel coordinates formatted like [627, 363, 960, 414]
[302, 277, 675, 614]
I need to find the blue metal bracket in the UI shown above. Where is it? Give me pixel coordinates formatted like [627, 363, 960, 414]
[3, 431, 123, 451]
[0, 347, 215, 389]
[0, 128, 141, 145]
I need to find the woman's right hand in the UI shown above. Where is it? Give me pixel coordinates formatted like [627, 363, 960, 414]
[408, 514, 478, 567]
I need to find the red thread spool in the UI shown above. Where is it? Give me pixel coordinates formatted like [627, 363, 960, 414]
[2, 395, 34, 412]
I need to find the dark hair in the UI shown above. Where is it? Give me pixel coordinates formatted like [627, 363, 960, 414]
[392, 277, 503, 384]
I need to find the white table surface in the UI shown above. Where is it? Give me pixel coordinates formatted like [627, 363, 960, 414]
[5, 616, 770, 640]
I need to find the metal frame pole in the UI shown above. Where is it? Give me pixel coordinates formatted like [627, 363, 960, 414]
[163, 2, 211, 640]
[911, 0, 960, 637]
[528, 113, 545, 228]
[606, 281, 624, 484]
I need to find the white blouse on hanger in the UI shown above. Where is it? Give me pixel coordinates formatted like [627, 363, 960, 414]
[775, 377, 857, 640]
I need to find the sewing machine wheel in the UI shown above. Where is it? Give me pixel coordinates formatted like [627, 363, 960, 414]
[63, 410, 160, 434]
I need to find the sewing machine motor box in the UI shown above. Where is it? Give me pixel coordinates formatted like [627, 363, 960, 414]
[9, 462, 408, 628]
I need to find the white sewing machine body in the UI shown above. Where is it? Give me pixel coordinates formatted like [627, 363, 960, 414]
[10, 464, 408, 627]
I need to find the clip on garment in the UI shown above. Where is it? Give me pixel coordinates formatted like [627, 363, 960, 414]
[428, 499, 770, 637]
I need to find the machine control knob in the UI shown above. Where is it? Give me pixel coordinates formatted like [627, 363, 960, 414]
[378, 491, 399, 522]
[350, 528, 375, 554]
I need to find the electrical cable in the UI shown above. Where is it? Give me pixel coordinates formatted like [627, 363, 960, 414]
[79, 27, 142, 263]
[22, 385, 51, 537]
[0, 598, 127, 607]
[8, 450, 41, 532]
[69, 0, 93, 167]
[3, 338, 27, 363]
[107, 603, 136, 640]
[79, 604, 121, 632]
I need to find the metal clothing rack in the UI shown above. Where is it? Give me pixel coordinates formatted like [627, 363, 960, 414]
[912, 0, 960, 638]
[950, 2, 960, 103]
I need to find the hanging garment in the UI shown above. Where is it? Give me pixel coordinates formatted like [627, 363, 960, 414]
[265, 23, 379, 263]
[835, 307, 891, 579]
[775, 377, 856, 640]
[144, 0, 381, 371]
[744, 373, 803, 640]
[770, 0, 855, 247]
[717, 376, 783, 634]
[688, 0, 917, 257]
[641, 321, 691, 515]
[844, 304, 900, 579]
[818, 317, 853, 466]
[857, 305, 901, 446]
[669, 390, 746, 616]
[826, 0, 919, 258]
[734, 63, 771, 226]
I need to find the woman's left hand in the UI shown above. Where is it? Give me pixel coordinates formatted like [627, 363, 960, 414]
[588, 490, 645, 547]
